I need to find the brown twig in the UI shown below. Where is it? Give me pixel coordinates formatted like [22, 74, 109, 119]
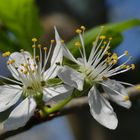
[0, 85, 140, 139]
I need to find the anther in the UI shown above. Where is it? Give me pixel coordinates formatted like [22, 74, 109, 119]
[136, 85, 140, 90]
[80, 26, 86, 31]
[99, 35, 106, 39]
[124, 50, 129, 56]
[32, 38, 37, 42]
[2, 51, 11, 57]
[75, 29, 82, 34]
[131, 64, 135, 70]
[124, 96, 129, 101]
[51, 40, 55, 43]
[43, 47, 47, 51]
[102, 76, 108, 80]
[32, 45, 36, 48]
[20, 49, 24, 52]
[61, 40, 64, 43]
[75, 41, 81, 47]
[38, 44, 42, 48]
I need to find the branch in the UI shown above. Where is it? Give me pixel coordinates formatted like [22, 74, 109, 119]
[0, 85, 140, 139]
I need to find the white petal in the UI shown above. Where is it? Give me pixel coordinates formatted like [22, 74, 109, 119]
[51, 27, 63, 66]
[0, 85, 22, 112]
[58, 66, 84, 91]
[8, 51, 34, 80]
[102, 79, 131, 108]
[3, 97, 36, 131]
[63, 44, 80, 64]
[88, 86, 118, 129]
[43, 65, 60, 80]
[43, 28, 63, 80]
[43, 84, 73, 103]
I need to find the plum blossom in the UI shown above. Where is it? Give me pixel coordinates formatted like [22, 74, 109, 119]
[58, 26, 135, 129]
[0, 28, 73, 132]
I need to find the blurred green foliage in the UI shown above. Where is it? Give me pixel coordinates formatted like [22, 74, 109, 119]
[0, 0, 43, 52]
[0, 0, 139, 56]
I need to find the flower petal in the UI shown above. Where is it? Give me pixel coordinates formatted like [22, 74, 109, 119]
[3, 97, 36, 132]
[43, 84, 73, 103]
[0, 85, 22, 112]
[58, 66, 84, 91]
[8, 51, 34, 80]
[43, 27, 63, 80]
[102, 79, 131, 108]
[63, 44, 80, 65]
[88, 86, 118, 129]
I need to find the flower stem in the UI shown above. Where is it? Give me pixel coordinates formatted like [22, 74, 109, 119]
[44, 95, 74, 115]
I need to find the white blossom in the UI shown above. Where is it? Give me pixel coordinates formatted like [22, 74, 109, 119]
[0, 28, 73, 132]
[58, 26, 135, 129]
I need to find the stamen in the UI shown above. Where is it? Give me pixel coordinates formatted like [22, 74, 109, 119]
[131, 64, 135, 70]
[32, 38, 37, 42]
[75, 29, 82, 34]
[124, 96, 129, 101]
[2, 51, 11, 57]
[99, 35, 106, 40]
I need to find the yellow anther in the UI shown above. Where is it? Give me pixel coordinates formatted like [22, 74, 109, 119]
[109, 37, 112, 40]
[38, 44, 42, 48]
[102, 76, 108, 80]
[61, 40, 64, 43]
[20, 69, 24, 72]
[23, 71, 28, 74]
[103, 41, 107, 44]
[35, 56, 39, 61]
[7, 60, 15, 65]
[43, 47, 47, 51]
[51, 40, 55, 43]
[107, 46, 111, 49]
[20, 49, 24, 52]
[32, 38, 37, 42]
[107, 53, 111, 56]
[112, 59, 117, 64]
[75, 29, 82, 34]
[126, 65, 130, 69]
[131, 64, 135, 70]
[105, 51, 109, 55]
[124, 96, 129, 101]
[74, 41, 81, 47]
[99, 35, 106, 39]
[111, 53, 118, 60]
[101, 46, 105, 49]
[80, 26, 86, 31]
[124, 50, 129, 56]
[32, 45, 36, 48]
[136, 85, 140, 90]
[2, 51, 11, 57]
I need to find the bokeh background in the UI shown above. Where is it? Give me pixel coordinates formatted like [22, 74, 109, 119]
[0, 0, 140, 140]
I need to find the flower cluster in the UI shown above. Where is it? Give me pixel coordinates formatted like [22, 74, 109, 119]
[0, 26, 135, 132]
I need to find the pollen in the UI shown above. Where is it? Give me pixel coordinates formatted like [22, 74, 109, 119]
[102, 76, 108, 80]
[75, 41, 81, 47]
[2, 51, 11, 57]
[32, 45, 36, 48]
[80, 26, 86, 31]
[20, 49, 24, 52]
[136, 85, 140, 90]
[76, 29, 82, 34]
[38, 44, 42, 48]
[131, 64, 135, 70]
[124, 96, 129, 101]
[43, 47, 47, 51]
[61, 40, 64, 43]
[99, 35, 106, 39]
[51, 40, 55, 43]
[124, 50, 129, 56]
[7, 60, 15, 65]
[32, 38, 37, 42]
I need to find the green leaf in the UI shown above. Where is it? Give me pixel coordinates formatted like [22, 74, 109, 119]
[67, 19, 140, 56]
[0, 0, 43, 52]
